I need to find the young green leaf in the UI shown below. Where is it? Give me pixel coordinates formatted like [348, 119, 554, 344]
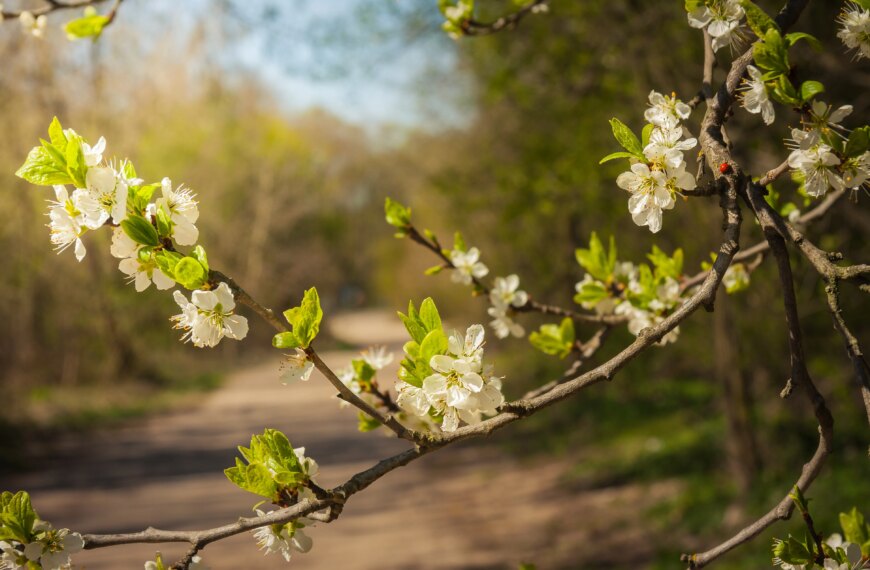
[173, 257, 208, 290]
[384, 197, 412, 228]
[799, 80, 825, 103]
[845, 127, 870, 157]
[784, 32, 822, 51]
[738, 0, 779, 37]
[282, 288, 323, 348]
[48, 117, 68, 150]
[608, 118, 644, 157]
[599, 151, 637, 165]
[15, 145, 72, 186]
[418, 297, 443, 333]
[529, 318, 575, 359]
[121, 215, 160, 247]
[63, 8, 111, 41]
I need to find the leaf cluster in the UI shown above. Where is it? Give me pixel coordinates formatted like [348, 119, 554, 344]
[397, 298, 447, 387]
[273, 288, 323, 350]
[223, 429, 309, 502]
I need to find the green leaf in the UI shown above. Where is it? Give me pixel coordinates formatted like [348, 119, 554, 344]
[738, 0, 779, 37]
[840, 507, 869, 547]
[641, 123, 655, 147]
[153, 250, 183, 279]
[272, 331, 301, 349]
[573, 280, 609, 305]
[0, 491, 37, 543]
[155, 208, 172, 239]
[15, 145, 72, 186]
[529, 318, 575, 359]
[398, 301, 427, 344]
[121, 215, 160, 247]
[771, 535, 814, 565]
[845, 127, 870, 158]
[63, 9, 111, 41]
[799, 80, 825, 103]
[48, 117, 68, 150]
[418, 297, 442, 333]
[281, 288, 323, 348]
[424, 265, 444, 276]
[174, 257, 208, 290]
[771, 75, 800, 106]
[784, 32, 822, 51]
[608, 118, 644, 157]
[64, 131, 88, 188]
[684, 0, 704, 11]
[384, 197, 412, 228]
[599, 151, 637, 165]
[575, 232, 616, 281]
[420, 329, 448, 367]
[754, 28, 789, 76]
[647, 245, 683, 280]
[191, 245, 209, 272]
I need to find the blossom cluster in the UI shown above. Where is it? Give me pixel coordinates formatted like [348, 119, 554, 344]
[0, 526, 83, 570]
[787, 101, 870, 199]
[397, 324, 504, 432]
[575, 234, 687, 346]
[613, 91, 698, 234]
[16, 119, 248, 349]
[0, 491, 83, 570]
[448, 235, 529, 340]
[686, 0, 746, 52]
[838, 2, 870, 61]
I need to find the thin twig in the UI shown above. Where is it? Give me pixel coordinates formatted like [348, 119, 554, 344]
[462, 0, 548, 36]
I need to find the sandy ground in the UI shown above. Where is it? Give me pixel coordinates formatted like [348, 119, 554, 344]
[4, 311, 679, 569]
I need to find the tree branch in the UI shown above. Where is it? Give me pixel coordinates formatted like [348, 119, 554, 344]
[463, 0, 548, 36]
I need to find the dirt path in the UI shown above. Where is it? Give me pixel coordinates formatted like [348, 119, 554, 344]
[5, 311, 677, 569]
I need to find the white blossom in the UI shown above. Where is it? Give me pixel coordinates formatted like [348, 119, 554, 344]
[0, 541, 26, 570]
[279, 349, 314, 383]
[487, 305, 525, 339]
[788, 144, 845, 198]
[19, 11, 47, 38]
[21, 526, 83, 570]
[740, 65, 774, 125]
[82, 137, 106, 167]
[395, 380, 431, 417]
[616, 163, 674, 233]
[643, 125, 697, 169]
[252, 514, 313, 563]
[171, 282, 248, 348]
[644, 91, 691, 127]
[109, 228, 175, 292]
[156, 177, 199, 246]
[687, 0, 745, 52]
[82, 165, 128, 225]
[489, 274, 528, 308]
[47, 186, 88, 261]
[361, 346, 394, 370]
[841, 151, 870, 190]
[838, 2, 870, 60]
[421, 325, 504, 432]
[450, 247, 489, 285]
[809, 100, 853, 133]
